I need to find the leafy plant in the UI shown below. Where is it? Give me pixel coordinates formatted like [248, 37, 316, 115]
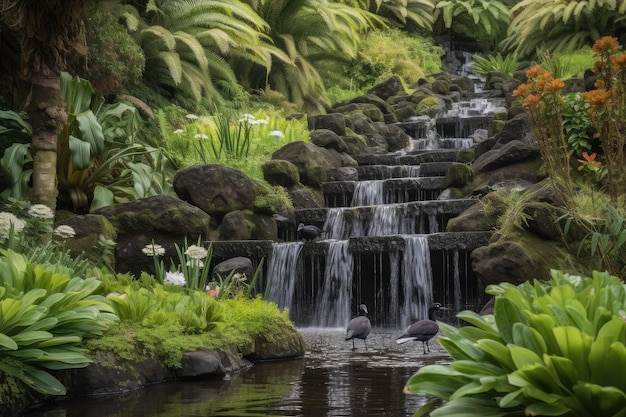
[562, 92, 596, 157]
[578, 206, 626, 277]
[433, 0, 511, 46]
[580, 36, 626, 207]
[503, 0, 626, 58]
[471, 52, 519, 76]
[0, 250, 118, 395]
[57, 72, 174, 213]
[405, 269, 626, 417]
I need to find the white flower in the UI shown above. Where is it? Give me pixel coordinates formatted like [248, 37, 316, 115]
[28, 204, 54, 219]
[0, 212, 26, 242]
[173, 128, 184, 134]
[269, 130, 285, 139]
[238, 113, 255, 124]
[185, 244, 208, 260]
[193, 133, 209, 139]
[185, 114, 198, 120]
[142, 243, 165, 257]
[53, 225, 76, 239]
[164, 271, 186, 286]
[186, 259, 204, 268]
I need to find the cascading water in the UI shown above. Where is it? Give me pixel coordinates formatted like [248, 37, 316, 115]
[264, 242, 303, 311]
[313, 240, 353, 327]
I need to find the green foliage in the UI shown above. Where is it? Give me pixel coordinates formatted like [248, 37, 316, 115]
[220, 296, 296, 347]
[0, 111, 32, 201]
[117, 0, 269, 104]
[73, 7, 145, 95]
[243, 0, 382, 112]
[503, 0, 626, 58]
[434, 0, 511, 46]
[0, 250, 118, 395]
[471, 53, 519, 76]
[330, 29, 443, 92]
[158, 107, 309, 180]
[578, 206, 626, 277]
[345, 0, 435, 31]
[406, 270, 626, 417]
[56, 72, 175, 213]
[562, 93, 595, 157]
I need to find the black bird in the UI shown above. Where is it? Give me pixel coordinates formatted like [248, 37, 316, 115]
[297, 223, 322, 241]
[346, 304, 371, 350]
[396, 303, 445, 354]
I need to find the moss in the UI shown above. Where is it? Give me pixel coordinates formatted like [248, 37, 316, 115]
[416, 96, 439, 112]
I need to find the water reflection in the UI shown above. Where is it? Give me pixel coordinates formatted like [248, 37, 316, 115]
[23, 328, 450, 417]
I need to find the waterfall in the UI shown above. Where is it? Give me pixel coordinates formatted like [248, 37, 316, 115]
[400, 235, 433, 327]
[265, 242, 303, 311]
[313, 240, 353, 327]
[351, 180, 384, 206]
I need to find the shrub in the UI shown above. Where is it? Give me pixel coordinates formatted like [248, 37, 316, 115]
[471, 53, 519, 76]
[405, 269, 626, 417]
[0, 250, 118, 395]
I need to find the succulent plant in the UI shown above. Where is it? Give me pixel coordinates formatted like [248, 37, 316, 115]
[405, 269, 626, 417]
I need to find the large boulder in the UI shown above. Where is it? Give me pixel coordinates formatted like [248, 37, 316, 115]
[56, 214, 117, 268]
[94, 194, 213, 277]
[472, 140, 539, 172]
[271, 141, 357, 187]
[173, 164, 256, 218]
[366, 75, 406, 100]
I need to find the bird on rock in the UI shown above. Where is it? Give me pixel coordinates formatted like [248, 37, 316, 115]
[297, 223, 322, 241]
[346, 304, 371, 350]
[396, 303, 446, 354]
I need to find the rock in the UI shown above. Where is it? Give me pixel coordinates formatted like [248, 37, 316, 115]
[350, 94, 393, 118]
[366, 75, 406, 101]
[94, 195, 212, 277]
[173, 164, 256, 218]
[444, 162, 474, 188]
[310, 129, 350, 153]
[271, 141, 357, 187]
[213, 256, 254, 277]
[472, 140, 539, 172]
[307, 113, 346, 136]
[494, 113, 533, 146]
[218, 210, 252, 240]
[327, 166, 358, 182]
[471, 240, 546, 286]
[55, 214, 117, 268]
[262, 160, 300, 187]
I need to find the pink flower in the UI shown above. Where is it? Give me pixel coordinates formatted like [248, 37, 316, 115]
[209, 289, 219, 297]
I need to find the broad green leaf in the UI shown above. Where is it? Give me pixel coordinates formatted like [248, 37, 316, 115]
[19, 366, 67, 395]
[573, 382, 626, 416]
[456, 310, 497, 333]
[494, 298, 526, 344]
[75, 110, 104, 155]
[0, 332, 17, 350]
[476, 339, 515, 371]
[68, 135, 92, 171]
[11, 331, 53, 346]
[553, 326, 592, 380]
[512, 323, 547, 356]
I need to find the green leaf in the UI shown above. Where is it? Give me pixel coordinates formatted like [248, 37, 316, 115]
[68, 135, 92, 171]
[494, 298, 527, 344]
[0, 333, 18, 350]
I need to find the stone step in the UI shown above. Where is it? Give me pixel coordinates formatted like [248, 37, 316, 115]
[353, 149, 458, 166]
[322, 177, 446, 207]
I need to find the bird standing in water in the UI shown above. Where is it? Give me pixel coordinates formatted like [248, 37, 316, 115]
[346, 304, 371, 350]
[297, 223, 322, 241]
[396, 303, 445, 354]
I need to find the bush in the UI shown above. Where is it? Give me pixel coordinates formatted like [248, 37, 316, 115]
[405, 269, 626, 417]
[0, 250, 118, 395]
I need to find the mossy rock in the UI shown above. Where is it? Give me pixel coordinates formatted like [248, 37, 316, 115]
[445, 162, 475, 188]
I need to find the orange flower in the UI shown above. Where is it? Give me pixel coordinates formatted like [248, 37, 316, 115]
[525, 95, 540, 104]
[592, 36, 620, 55]
[612, 53, 626, 69]
[526, 65, 543, 79]
[583, 89, 609, 106]
[592, 60, 605, 74]
[513, 83, 529, 97]
[544, 79, 565, 93]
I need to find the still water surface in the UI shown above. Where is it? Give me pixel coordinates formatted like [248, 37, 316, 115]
[23, 328, 450, 417]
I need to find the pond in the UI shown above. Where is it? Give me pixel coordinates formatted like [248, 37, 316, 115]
[23, 328, 451, 417]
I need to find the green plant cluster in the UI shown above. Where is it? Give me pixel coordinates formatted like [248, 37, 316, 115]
[406, 269, 626, 417]
[0, 250, 118, 395]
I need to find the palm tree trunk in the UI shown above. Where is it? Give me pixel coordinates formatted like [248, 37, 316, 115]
[24, 70, 64, 209]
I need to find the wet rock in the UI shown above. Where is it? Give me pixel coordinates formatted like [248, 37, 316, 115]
[310, 129, 350, 153]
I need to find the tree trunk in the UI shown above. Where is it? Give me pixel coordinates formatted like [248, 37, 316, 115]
[24, 69, 65, 209]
